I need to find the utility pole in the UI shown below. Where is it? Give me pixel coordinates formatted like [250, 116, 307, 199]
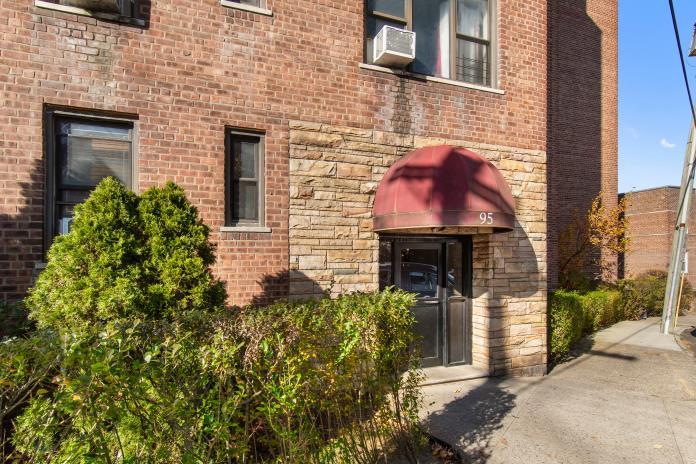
[661, 125, 696, 335]
[661, 24, 696, 335]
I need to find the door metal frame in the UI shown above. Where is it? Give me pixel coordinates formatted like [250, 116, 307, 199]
[387, 235, 473, 367]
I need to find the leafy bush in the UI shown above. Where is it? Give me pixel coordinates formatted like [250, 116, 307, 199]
[8, 293, 420, 463]
[26, 178, 226, 333]
[549, 289, 631, 361]
[619, 270, 693, 318]
[0, 301, 33, 340]
[3, 178, 422, 463]
[0, 330, 60, 456]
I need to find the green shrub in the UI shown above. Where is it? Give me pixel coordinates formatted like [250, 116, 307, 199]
[549, 289, 630, 361]
[619, 270, 693, 317]
[549, 291, 585, 360]
[0, 331, 60, 446]
[0, 301, 33, 340]
[4, 179, 422, 463]
[26, 177, 226, 333]
[8, 292, 420, 463]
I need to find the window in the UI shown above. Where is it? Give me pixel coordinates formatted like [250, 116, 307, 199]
[365, 0, 494, 86]
[228, 0, 262, 7]
[219, 0, 271, 15]
[37, 0, 141, 22]
[225, 130, 265, 227]
[45, 109, 136, 246]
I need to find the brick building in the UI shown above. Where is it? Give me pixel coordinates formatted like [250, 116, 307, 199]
[621, 186, 696, 287]
[0, 0, 617, 375]
[547, 0, 619, 286]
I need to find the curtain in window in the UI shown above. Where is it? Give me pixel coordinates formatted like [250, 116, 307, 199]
[412, 0, 450, 78]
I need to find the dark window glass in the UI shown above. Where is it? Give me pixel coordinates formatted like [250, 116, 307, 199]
[44, 0, 139, 18]
[412, 0, 451, 78]
[379, 240, 393, 290]
[446, 242, 464, 297]
[227, 133, 263, 225]
[368, 0, 405, 18]
[400, 247, 439, 298]
[53, 117, 133, 235]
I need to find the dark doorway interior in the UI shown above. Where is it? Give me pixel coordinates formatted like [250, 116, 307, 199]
[379, 236, 473, 367]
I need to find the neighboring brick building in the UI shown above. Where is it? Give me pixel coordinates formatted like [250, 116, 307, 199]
[621, 186, 696, 287]
[547, 0, 618, 287]
[0, 0, 616, 375]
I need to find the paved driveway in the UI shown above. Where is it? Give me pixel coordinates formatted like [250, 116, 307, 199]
[421, 317, 696, 464]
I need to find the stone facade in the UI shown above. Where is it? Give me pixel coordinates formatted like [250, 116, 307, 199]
[289, 122, 547, 376]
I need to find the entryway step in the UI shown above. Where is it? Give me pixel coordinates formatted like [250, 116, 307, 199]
[419, 365, 490, 387]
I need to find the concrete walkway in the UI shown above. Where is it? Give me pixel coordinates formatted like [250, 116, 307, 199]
[421, 317, 696, 463]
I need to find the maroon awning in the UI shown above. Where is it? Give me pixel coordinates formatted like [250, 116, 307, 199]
[373, 145, 515, 233]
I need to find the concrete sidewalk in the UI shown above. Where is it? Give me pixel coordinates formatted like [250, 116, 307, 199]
[421, 317, 696, 463]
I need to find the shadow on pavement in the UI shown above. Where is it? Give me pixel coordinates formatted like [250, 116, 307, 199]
[423, 377, 518, 463]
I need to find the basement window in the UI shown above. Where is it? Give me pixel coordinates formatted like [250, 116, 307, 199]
[35, 0, 144, 25]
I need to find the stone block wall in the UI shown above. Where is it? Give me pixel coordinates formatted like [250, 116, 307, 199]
[289, 121, 547, 376]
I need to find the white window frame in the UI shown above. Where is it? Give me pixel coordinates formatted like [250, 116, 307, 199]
[220, 0, 273, 17]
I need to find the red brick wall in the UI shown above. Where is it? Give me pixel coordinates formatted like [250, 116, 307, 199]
[547, 0, 619, 288]
[1, 0, 549, 304]
[622, 187, 696, 287]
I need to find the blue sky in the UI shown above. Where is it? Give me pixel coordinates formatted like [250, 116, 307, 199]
[619, 0, 696, 193]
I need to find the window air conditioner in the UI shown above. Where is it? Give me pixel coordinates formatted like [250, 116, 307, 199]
[373, 26, 416, 68]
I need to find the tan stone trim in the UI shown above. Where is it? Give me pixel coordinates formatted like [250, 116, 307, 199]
[288, 120, 545, 158]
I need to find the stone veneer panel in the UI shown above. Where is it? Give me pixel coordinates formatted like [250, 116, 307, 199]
[289, 121, 548, 376]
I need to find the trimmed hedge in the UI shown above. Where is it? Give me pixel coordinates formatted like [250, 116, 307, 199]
[5, 291, 421, 463]
[619, 270, 693, 317]
[549, 289, 632, 361]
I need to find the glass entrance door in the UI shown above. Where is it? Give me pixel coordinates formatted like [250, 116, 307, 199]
[395, 243, 443, 367]
[386, 238, 472, 367]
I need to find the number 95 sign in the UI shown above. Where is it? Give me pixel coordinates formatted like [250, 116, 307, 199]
[479, 212, 494, 225]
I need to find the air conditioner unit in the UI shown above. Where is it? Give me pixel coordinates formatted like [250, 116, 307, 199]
[373, 26, 416, 68]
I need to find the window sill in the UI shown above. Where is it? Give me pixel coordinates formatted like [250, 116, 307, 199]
[34, 0, 146, 27]
[358, 63, 505, 95]
[220, 0, 273, 16]
[220, 225, 272, 233]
